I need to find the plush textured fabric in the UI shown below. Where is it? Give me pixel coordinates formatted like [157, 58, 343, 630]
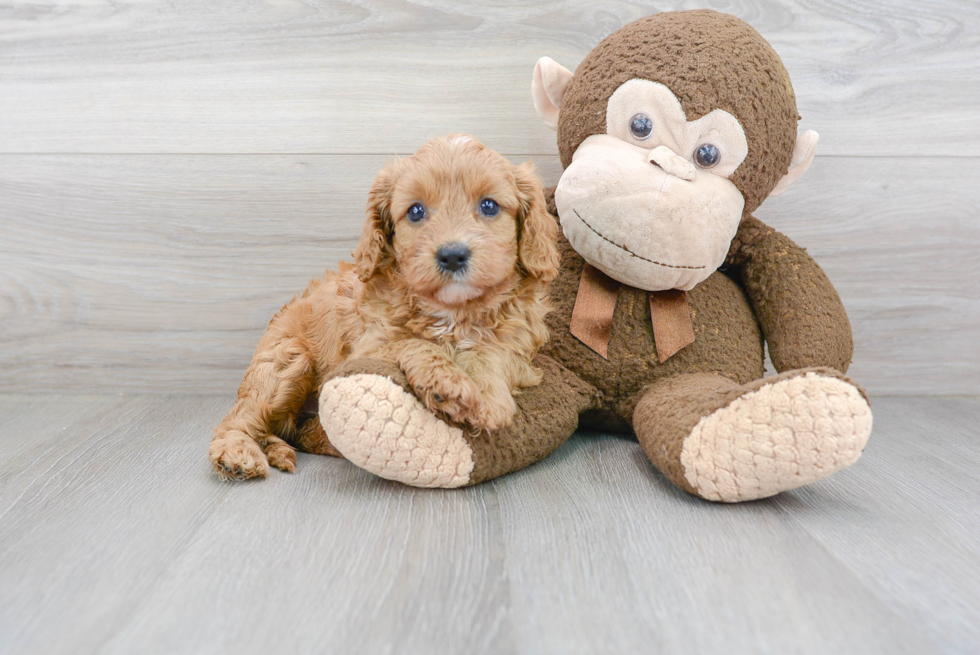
[634, 368, 871, 502]
[320, 372, 475, 488]
[465, 355, 593, 485]
[542, 187, 768, 426]
[319, 356, 592, 487]
[727, 216, 854, 373]
[555, 134, 745, 291]
[681, 370, 871, 501]
[540, 183, 857, 424]
[557, 9, 798, 216]
[770, 130, 819, 198]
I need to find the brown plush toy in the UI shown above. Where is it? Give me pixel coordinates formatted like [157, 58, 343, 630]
[313, 9, 873, 501]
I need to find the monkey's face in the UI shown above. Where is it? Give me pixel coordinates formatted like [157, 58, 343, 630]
[531, 11, 819, 292]
[554, 80, 749, 291]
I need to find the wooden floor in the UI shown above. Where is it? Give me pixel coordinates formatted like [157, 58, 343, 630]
[0, 394, 976, 655]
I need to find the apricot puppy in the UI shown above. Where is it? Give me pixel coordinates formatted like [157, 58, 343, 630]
[209, 135, 560, 480]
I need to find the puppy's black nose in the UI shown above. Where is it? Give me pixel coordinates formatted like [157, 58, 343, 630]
[436, 243, 471, 273]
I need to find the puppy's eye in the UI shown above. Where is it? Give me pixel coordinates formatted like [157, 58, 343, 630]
[629, 113, 653, 140]
[406, 202, 427, 223]
[694, 143, 720, 169]
[478, 198, 500, 218]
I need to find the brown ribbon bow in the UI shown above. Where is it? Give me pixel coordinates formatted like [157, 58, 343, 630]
[569, 264, 695, 363]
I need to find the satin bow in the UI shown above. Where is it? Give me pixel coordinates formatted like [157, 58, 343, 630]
[569, 264, 695, 362]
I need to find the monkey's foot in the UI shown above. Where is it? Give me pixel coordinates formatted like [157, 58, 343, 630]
[679, 370, 872, 502]
[319, 374, 474, 488]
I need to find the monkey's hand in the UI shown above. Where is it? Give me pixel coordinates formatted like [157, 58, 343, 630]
[728, 216, 854, 373]
[318, 355, 593, 488]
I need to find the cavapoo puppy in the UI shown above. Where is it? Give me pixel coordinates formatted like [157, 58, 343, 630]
[209, 135, 560, 480]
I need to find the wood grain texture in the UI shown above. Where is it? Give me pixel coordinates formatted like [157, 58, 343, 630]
[0, 394, 976, 654]
[773, 396, 980, 655]
[2, 154, 976, 395]
[0, 0, 977, 155]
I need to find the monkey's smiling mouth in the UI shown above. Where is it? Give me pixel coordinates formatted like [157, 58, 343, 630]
[572, 209, 705, 270]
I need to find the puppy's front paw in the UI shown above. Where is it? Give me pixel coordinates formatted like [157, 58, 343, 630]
[404, 363, 482, 426]
[209, 431, 270, 481]
[466, 389, 517, 432]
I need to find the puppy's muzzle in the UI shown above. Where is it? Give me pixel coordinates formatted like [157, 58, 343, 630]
[436, 243, 471, 274]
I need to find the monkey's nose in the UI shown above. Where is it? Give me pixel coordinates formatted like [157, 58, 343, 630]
[648, 145, 696, 181]
[436, 243, 471, 273]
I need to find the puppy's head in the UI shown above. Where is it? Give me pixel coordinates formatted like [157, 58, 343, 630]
[354, 134, 559, 309]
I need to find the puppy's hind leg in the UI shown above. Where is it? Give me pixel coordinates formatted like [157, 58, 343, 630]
[211, 333, 317, 480]
[292, 395, 344, 458]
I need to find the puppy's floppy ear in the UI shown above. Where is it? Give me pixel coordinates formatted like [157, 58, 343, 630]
[514, 161, 560, 283]
[353, 165, 395, 282]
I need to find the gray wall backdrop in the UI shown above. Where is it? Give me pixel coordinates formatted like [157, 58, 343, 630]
[1, 0, 977, 395]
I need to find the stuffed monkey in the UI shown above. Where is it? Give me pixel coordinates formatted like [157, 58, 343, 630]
[311, 10, 872, 501]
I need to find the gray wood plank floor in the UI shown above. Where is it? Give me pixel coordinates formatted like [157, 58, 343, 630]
[1, 395, 977, 655]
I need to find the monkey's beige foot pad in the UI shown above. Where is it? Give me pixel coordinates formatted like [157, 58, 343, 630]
[680, 372, 872, 502]
[319, 374, 474, 488]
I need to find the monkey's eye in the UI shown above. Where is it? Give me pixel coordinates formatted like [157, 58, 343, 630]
[694, 143, 721, 169]
[407, 202, 427, 222]
[629, 113, 653, 140]
[478, 198, 500, 218]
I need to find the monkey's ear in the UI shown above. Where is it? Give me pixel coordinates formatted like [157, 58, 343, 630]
[514, 161, 560, 283]
[532, 57, 574, 131]
[353, 166, 394, 282]
[769, 130, 819, 198]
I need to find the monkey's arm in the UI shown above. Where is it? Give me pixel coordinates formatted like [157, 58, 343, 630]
[356, 337, 484, 427]
[726, 215, 854, 373]
[318, 355, 595, 487]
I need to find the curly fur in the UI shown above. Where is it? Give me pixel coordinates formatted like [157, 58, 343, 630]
[209, 135, 559, 480]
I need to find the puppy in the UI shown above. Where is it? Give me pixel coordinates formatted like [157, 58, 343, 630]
[209, 135, 560, 480]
